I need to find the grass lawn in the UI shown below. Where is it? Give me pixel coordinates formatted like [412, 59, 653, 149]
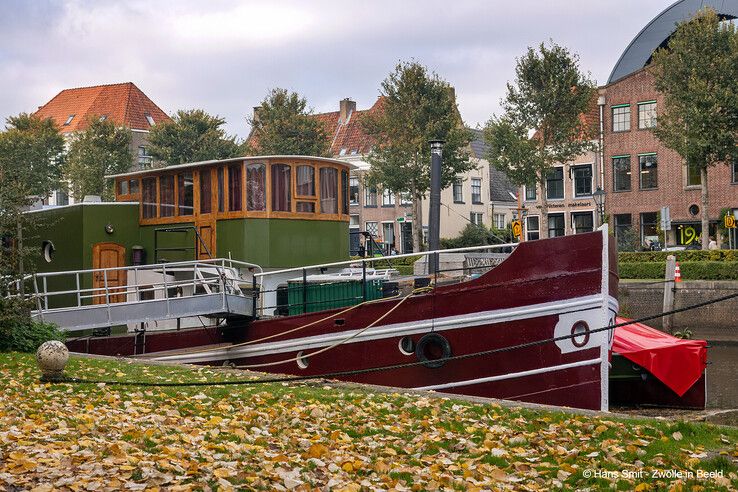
[1, 352, 737, 491]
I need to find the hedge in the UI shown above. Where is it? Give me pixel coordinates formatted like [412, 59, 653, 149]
[618, 250, 738, 263]
[619, 261, 738, 280]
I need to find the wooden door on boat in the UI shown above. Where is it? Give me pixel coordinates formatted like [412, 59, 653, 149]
[92, 242, 126, 304]
[196, 221, 216, 259]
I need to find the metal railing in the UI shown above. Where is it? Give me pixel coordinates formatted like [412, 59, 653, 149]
[19, 258, 263, 323]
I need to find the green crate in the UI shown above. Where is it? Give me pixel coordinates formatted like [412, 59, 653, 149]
[286, 279, 384, 315]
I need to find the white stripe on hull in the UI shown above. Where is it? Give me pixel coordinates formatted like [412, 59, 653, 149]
[153, 294, 619, 364]
[413, 358, 602, 391]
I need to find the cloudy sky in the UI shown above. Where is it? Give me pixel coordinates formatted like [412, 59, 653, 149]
[1, 0, 672, 138]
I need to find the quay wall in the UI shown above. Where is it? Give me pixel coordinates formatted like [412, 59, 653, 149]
[618, 280, 738, 342]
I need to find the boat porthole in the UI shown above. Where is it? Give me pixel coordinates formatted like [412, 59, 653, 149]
[571, 321, 591, 348]
[415, 333, 452, 369]
[398, 336, 415, 355]
[41, 240, 55, 263]
[296, 351, 309, 369]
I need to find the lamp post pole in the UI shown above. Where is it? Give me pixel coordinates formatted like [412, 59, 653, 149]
[593, 186, 605, 227]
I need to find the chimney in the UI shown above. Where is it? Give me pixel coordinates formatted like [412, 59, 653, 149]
[339, 98, 356, 122]
[252, 106, 262, 124]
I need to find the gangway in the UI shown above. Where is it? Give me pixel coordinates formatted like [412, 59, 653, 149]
[17, 259, 262, 332]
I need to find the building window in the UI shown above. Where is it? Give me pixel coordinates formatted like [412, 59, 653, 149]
[571, 211, 594, 234]
[177, 172, 194, 216]
[381, 188, 395, 206]
[612, 105, 630, 132]
[246, 163, 266, 211]
[227, 164, 242, 212]
[365, 221, 379, 237]
[320, 167, 338, 214]
[349, 177, 359, 205]
[733, 160, 738, 184]
[493, 213, 506, 229]
[614, 214, 632, 246]
[571, 164, 593, 197]
[64, 114, 75, 126]
[199, 169, 212, 214]
[471, 178, 482, 204]
[470, 212, 483, 226]
[638, 101, 657, 129]
[349, 214, 360, 227]
[526, 216, 540, 241]
[145, 113, 155, 126]
[686, 161, 701, 187]
[364, 186, 377, 207]
[159, 175, 175, 217]
[640, 212, 658, 245]
[613, 156, 631, 192]
[546, 167, 564, 200]
[548, 213, 565, 237]
[271, 164, 291, 212]
[524, 184, 537, 201]
[382, 222, 395, 249]
[453, 179, 464, 203]
[400, 192, 412, 205]
[639, 154, 658, 189]
[55, 190, 69, 206]
[138, 146, 152, 168]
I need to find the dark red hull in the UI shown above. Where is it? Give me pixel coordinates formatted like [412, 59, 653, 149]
[68, 230, 619, 411]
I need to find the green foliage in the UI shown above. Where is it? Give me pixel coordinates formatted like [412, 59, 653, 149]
[619, 250, 738, 262]
[619, 261, 738, 280]
[615, 227, 640, 252]
[246, 88, 331, 157]
[0, 297, 65, 353]
[0, 113, 65, 198]
[440, 223, 510, 249]
[148, 109, 243, 166]
[673, 329, 693, 340]
[64, 117, 133, 200]
[651, 8, 738, 248]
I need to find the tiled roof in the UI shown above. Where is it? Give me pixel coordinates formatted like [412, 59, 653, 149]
[34, 82, 170, 133]
[469, 128, 517, 203]
[311, 97, 384, 157]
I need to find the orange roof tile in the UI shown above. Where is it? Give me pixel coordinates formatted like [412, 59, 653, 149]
[34, 82, 170, 133]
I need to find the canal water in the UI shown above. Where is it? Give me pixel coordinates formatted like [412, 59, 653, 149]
[707, 344, 738, 409]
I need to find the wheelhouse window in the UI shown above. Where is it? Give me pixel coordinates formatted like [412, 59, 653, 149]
[639, 154, 658, 189]
[217, 167, 225, 212]
[381, 188, 395, 207]
[546, 167, 564, 200]
[349, 177, 359, 205]
[320, 167, 338, 214]
[638, 101, 657, 129]
[271, 164, 292, 212]
[246, 163, 266, 211]
[296, 165, 315, 197]
[571, 211, 594, 234]
[142, 177, 157, 219]
[571, 165, 592, 197]
[613, 156, 631, 191]
[364, 186, 377, 207]
[200, 169, 212, 214]
[342, 170, 349, 214]
[160, 175, 175, 217]
[118, 179, 129, 195]
[526, 216, 540, 241]
[178, 172, 194, 216]
[227, 164, 242, 212]
[471, 178, 483, 204]
[612, 104, 630, 132]
[548, 213, 565, 237]
[453, 179, 463, 203]
[130, 178, 139, 194]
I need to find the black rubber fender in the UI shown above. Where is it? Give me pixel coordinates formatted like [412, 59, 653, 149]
[415, 333, 452, 369]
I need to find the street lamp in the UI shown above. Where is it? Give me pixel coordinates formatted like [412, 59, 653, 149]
[593, 186, 605, 225]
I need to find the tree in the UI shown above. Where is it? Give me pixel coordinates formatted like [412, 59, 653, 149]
[484, 42, 596, 239]
[64, 117, 133, 200]
[650, 8, 738, 249]
[362, 61, 473, 251]
[246, 88, 331, 157]
[148, 109, 243, 166]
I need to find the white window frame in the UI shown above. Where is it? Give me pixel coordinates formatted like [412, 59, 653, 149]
[612, 104, 630, 132]
[570, 163, 594, 198]
[399, 192, 412, 205]
[471, 178, 483, 204]
[525, 215, 540, 241]
[365, 221, 379, 237]
[452, 179, 464, 203]
[470, 212, 484, 226]
[546, 166, 565, 201]
[349, 177, 359, 205]
[493, 213, 506, 229]
[637, 101, 657, 129]
[523, 184, 537, 202]
[381, 221, 395, 246]
[381, 188, 395, 207]
[570, 209, 595, 234]
[364, 186, 377, 207]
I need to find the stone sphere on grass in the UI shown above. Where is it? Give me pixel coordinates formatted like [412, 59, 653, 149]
[36, 340, 69, 381]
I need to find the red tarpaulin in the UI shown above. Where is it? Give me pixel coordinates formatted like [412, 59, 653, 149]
[612, 317, 707, 397]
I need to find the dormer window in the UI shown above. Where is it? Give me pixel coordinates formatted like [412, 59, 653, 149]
[99, 115, 108, 121]
[63, 114, 75, 125]
[339, 148, 347, 156]
[145, 114, 155, 126]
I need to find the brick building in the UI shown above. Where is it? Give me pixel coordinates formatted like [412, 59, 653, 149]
[34, 82, 170, 204]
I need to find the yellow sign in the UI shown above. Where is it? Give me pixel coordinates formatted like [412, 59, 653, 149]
[512, 220, 523, 239]
[725, 214, 736, 229]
